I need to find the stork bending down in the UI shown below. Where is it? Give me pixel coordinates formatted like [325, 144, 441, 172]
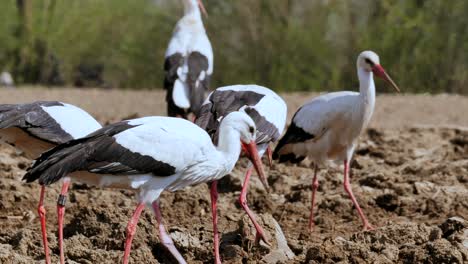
[196, 84, 287, 243]
[24, 112, 265, 264]
[0, 101, 101, 264]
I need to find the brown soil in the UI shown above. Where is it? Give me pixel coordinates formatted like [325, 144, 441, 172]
[0, 88, 467, 263]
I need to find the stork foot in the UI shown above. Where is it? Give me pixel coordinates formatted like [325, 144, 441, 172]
[362, 222, 374, 231]
[254, 230, 271, 246]
[308, 223, 315, 233]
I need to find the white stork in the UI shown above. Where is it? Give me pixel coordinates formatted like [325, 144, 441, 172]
[23, 112, 265, 264]
[273, 51, 400, 231]
[0, 101, 101, 264]
[0, 71, 14, 88]
[196, 84, 287, 244]
[164, 0, 213, 120]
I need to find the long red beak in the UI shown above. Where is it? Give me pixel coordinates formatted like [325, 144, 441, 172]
[197, 0, 208, 17]
[242, 141, 269, 191]
[372, 64, 400, 93]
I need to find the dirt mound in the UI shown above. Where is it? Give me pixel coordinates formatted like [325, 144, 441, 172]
[305, 218, 467, 264]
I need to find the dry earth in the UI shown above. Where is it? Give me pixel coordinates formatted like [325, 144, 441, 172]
[0, 88, 467, 263]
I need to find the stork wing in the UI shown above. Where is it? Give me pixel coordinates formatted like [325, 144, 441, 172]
[196, 89, 266, 144]
[164, 53, 184, 90]
[196, 86, 287, 147]
[24, 117, 212, 185]
[293, 92, 358, 138]
[244, 107, 281, 145]
[273, 91, 358, 160]
[186, 52, 210, 115]
[0, 101, 101, 144]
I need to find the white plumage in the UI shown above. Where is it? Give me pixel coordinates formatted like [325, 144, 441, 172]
[107, 117, 233, 195]
[274, 51, 400, 232]
[41, 103, 102, 139]
[0, 71, 14, 87]
[165, 17, 213, 74]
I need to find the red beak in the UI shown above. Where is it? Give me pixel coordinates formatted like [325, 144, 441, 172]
[197, 0, 208, 17]
[372, 64, 400, 93]
[242, 141, 269, 191]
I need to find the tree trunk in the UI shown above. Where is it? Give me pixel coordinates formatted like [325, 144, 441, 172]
[15, 0, 35, 83]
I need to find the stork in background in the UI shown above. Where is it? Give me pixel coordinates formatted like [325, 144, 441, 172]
[0, 101, 101, 264]
[0, 71, 14, 88]
[196, 84, 287, 244]
[273, 51, 400, 231]
[164, 0, 213, 120]
[23, 112, 265, 264]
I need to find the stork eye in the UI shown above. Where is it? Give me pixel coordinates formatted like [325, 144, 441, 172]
[364, 58, 374, 66]
[249, 126, 255, 134]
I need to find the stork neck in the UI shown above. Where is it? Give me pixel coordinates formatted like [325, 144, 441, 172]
[358, 68, 376, 102]
[216, 124, 242, 172]
[183, 0, 202, 20]
[357, 67, 376, 127]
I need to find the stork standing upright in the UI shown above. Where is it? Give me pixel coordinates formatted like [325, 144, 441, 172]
[164, 0, 213, 120]
[273, 51, 400, 231]
[0, 71, 14, 88]
[23, 112, 265, 264]
[0, 101, 101, 264]
[196, 84, 287, 244]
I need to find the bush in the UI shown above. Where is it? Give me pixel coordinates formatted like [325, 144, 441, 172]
[0, 0, 466, 93]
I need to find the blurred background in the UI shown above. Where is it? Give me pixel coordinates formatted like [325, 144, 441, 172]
[0, 0, 467, 93]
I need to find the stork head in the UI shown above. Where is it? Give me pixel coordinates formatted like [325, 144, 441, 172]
[357, 50, 400, 92]
[222, 112, 268, 190]
[183, 0, 208, 17]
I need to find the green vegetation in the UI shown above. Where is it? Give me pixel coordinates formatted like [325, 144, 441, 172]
[0, 0, 466, 93]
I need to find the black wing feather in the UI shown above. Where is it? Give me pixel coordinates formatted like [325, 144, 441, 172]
[164, 52, 210, 117]
[244, 107, 280, 145]
[23, 121, 176, 185]
[187, 52, 210, 116]
[164, 53, 184, 89]
[0, 101, 74, 144]
[273, 108, 315, 162]
[164, 53, 186, 117]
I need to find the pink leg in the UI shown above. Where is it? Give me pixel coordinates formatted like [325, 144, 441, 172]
[239, 167, 269, 244]
[343, 160, 374, 231]
[308, 165, 319, 232]
[151, 201, 187, 264]
[38, 185, 51, 264]
[210, 181, 221, 264]
[123, 203, 145, 264]
[266, 145, 273, 168]
[57, 178, 71, 264]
